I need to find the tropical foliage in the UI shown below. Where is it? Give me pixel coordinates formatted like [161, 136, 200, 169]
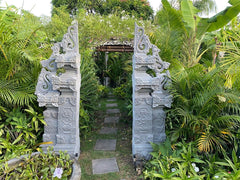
[219, 21, 240, 89]
[0, 6, 50, 162]
[169, 64, 240, 153]
[144, 140, 240, 179]
[151, 0, 240, 153]
[0, 106, 45, 162]
[0, 7, 50, 110]
[51, 0, 154, 20]
[0, 147, 73, 179]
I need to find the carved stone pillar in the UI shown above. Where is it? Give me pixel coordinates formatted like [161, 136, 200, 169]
[35, 59, 59, 151]
[35, 21, 81, 158]
[132, 23, 172, 160]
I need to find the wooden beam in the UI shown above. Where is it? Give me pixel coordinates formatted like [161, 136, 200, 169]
[96, 45, 134, 52]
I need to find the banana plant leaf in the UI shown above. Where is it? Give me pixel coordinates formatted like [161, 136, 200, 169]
[196, 0, 240, 37]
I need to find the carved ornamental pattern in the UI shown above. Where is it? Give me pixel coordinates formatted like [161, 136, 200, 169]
[35, 21, 81, 158]
[132, 23, 172, 160]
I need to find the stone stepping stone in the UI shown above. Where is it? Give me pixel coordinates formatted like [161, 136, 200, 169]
[106, 103, 118, 108]
[104, 116, 119, 124]
[92, 158, 119, 175]
[99, 127, 117, 134]
[94, 139, 116, 151]
[106, 108, 120, 114]
[107, 99, 116, 102]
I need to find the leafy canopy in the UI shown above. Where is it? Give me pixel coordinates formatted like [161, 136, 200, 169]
[51, 0, 154, 20]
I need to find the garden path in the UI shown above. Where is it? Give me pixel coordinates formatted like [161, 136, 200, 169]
[92, 95, 120, 175]
[79, 93, 139, 180]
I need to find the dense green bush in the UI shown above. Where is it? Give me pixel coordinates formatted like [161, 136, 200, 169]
[167, 63, 240, 153]
[98, 85, 110, 98]
[0, 7, 50, 110]
[0, 107, 45, 162]
[113, 81, 132, 100]
[79, 49, 101, 137]
[144, 140, 240, 179]
[151, 0, 240, 154]
[0, 147, 73, 179]
[52, 0, 154, 20]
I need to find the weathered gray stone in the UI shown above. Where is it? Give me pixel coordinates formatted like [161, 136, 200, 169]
[106, 103, 118, 108]
[132, 23, 172, 160]
[99, 127, 117, 134]
[94, 139, 116, 151]
[70, 159, 81, 180]
[35, 21, 81, 158]
[3, 152, 40, 170]
[107, 99, 116, 102]
[92, 158, 119, 175]
[106, 109, 120, 114]
[104, 116, 119, 124]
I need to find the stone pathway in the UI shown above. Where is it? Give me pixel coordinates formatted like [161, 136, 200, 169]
[92, 95, 121, 175]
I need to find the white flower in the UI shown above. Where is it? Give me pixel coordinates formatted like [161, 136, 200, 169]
[171, 168, 176, 172]
[188, 175, 190, 178]
[214, 175, 219, 178]
[191, 163, 196, 167]
[194, 166, 199, 172]
[53, 167, 63, 179]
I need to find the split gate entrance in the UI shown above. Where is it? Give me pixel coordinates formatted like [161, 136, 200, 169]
[35, 22, 172, 160]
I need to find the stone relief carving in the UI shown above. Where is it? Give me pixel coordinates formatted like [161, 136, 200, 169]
[35, 21, 80, 158]
[132, 23, 172, 160]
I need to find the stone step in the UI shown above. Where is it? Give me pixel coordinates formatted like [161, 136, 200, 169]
[106, 103, 118, 108]
[99, 127, 117, 135]
[104, 116, 119, 124]
[94, 139, 116, 151]
[92, 158, 119, 175]
[106, 108, 120, 114]
[107, 99, 117, 102]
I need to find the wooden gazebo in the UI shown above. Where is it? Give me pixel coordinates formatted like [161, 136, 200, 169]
[95, 38, 134, 86]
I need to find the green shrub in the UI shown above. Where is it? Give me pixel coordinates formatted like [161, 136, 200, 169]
[168, 64, 240, 153]
[79, 49, 101, 137]
[0, 107, 45, 162]
[144, 140, 240, 179]
[144, 140, 205, 179]
[113, 80, 132, 100]
[98, 85, 110, 98]
[0, 147, 73, 179]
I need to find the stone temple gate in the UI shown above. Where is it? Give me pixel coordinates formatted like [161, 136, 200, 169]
[35, 21, 172, 160]
[132, 23, 172, 159]
[35, 21, 80, 158]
